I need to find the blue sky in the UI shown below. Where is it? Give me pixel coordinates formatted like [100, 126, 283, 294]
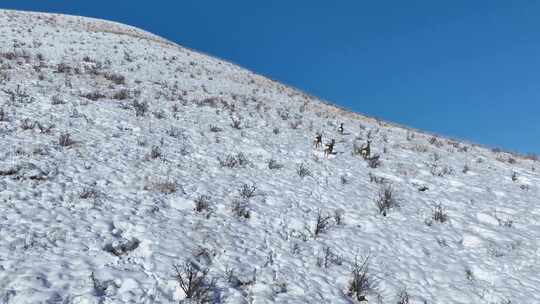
[4, 1, 540, 154]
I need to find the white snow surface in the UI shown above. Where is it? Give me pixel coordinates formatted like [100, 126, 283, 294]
[0, 9, 538, 304]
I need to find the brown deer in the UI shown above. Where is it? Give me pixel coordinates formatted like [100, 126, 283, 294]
[324, 139, 335, 158]
[360, 140, 371, 159]
[313, 132, 322, 149]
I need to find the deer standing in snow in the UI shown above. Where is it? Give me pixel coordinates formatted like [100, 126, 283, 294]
[313, 132, 322, 149]
[324, 139, 335, 158]
[360, 140, 371, 159]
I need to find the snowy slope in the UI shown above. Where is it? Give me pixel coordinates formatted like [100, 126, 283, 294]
[0, 9, 538, 304]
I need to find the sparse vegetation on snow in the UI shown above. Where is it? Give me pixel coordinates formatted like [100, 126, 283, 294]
[0, 9, 538, 304]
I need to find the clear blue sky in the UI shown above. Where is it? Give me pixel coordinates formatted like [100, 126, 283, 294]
[4, 1, 540, 154]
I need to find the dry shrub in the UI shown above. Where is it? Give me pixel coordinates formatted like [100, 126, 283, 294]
[347, 254, 372, 302]
[375, 184, 396, 216]
[144, 176, 177, 194]
[231, 199, 251, 219]
[218, 153, 249, 168]
[194, 195, 211, 213]
[58, 132, 75, 146]
[313, 209, 332, 238]
[296, 163, 312, 178]
[173, 261, 214, 302]
[432, 204, 448, 223]
[268, 159, 284, 170]
[104, 72, 125, 85]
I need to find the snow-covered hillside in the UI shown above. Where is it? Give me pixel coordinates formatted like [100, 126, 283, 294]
[0, 9, 538, 304]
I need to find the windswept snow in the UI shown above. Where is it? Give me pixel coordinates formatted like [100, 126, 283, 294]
[0, 9, 538, 304]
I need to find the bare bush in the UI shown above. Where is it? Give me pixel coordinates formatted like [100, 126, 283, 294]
[148, 146, 162, 160]
[428, 136, 444, 148]
[193, 247, 216, 266]
[84, 60, 105, 75]
[133, 100, 149, 117]
[3, 85, 34, 104]
[112, 89, 129, 100]
[152, 110, 167, 119]
[312, 209, 332, 238]
[369, 173, 386, 184]
[496, 153, 518, 165]
[143, 177, 177, 194]
[20, 118, 36, 130]
[277, 108, 290, 120]
[366, 155, 381, 168]
[436, 238, 448, 247]
[197, 97, 219, 108]
[90, 272, 114, 299]
[218, 153, 249, 168]
[81, 91, 105, 101]
[0, 51, 16, 60]
[317, 246, 343, 268]
[289, 119, 302, 129]
[51, 94, 66, 105]
[209, 125, 223, 132]
[58, 133, 74, 147]
[239, 183, 257, 199]
[0, 108, 7, 121]
[397, 289, 411, 304]
[430, 163, 453, 177]
[375, 184, 396, 216]
[267, 159, 283, 170]
[0, 70, 9, 84]
[411, 144, 428, 153]
[80, 187, 99, 199]
[454, 144, 467, 152]
[173, 261, 214, 302]
[123, 51, 134, 62]
[296, 163, 312, 178]
[230, 116, 242, 129]
[431, 152, 441, 162]
[104, 73, 125, 85]
[432, 204, 448, 223]
[55, 62, 72, 73]
[166, 126, 186, 139]
[347, 254, 372, 302]
[194, 195, 211, 213]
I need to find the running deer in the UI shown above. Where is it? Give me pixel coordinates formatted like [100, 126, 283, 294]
[313, 132, 322, 149]
[324, 139, 336, 158]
